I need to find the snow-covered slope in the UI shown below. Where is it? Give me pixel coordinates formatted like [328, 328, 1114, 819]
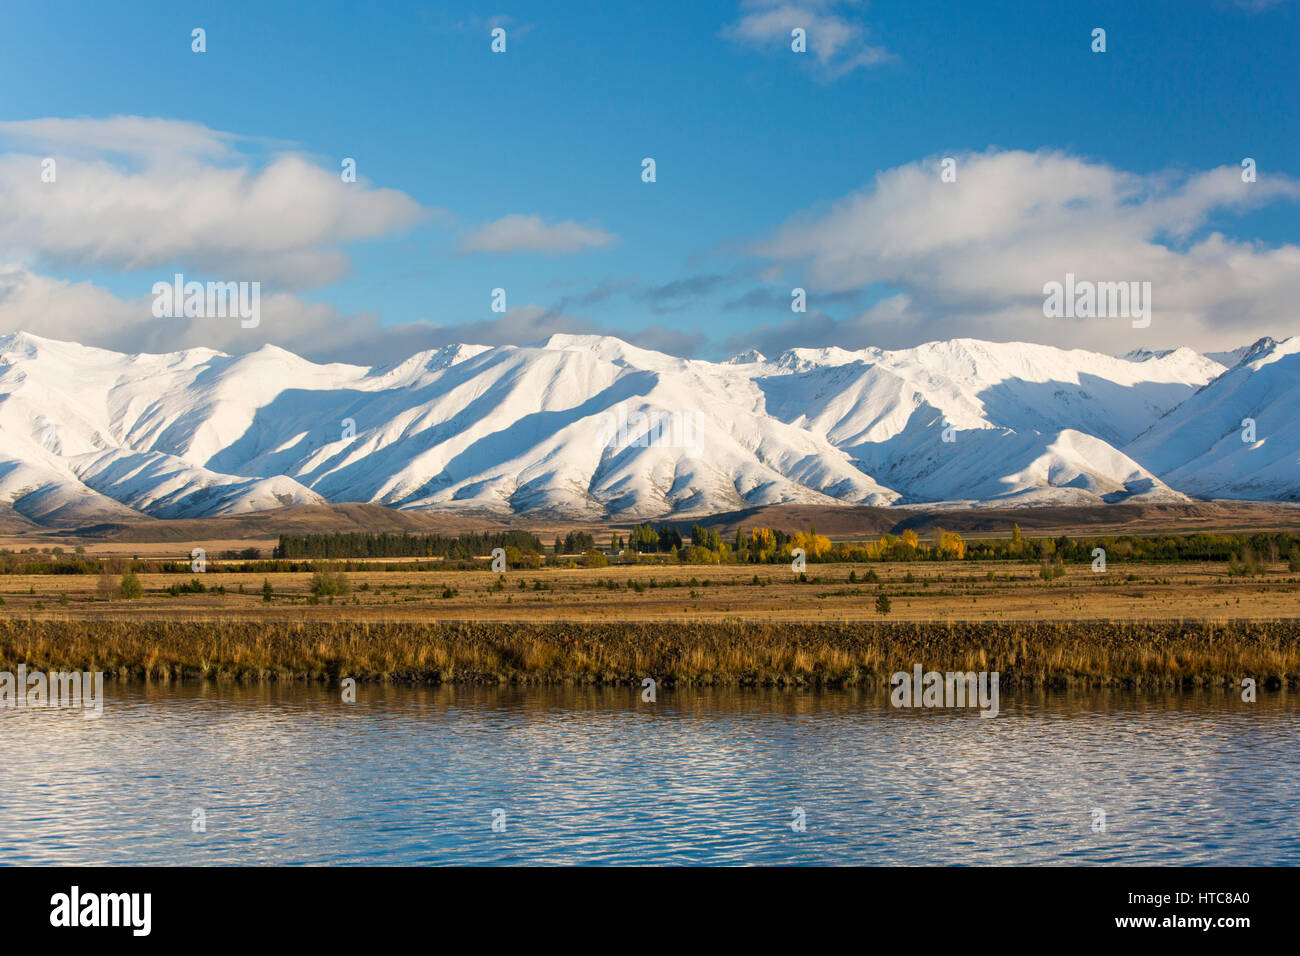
[0, 329, 1289, 523]
[753, 338, 1222, 505]
[1203, 338, 1277, 370]
[1125, 337, 1300, 501]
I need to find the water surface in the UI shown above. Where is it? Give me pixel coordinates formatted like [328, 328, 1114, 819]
[3, 682, 1297, 865]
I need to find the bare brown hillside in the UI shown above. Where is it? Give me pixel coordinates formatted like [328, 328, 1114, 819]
[3, 499, 1298, 552]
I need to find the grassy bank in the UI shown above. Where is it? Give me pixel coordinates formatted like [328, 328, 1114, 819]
[1, 618, 1297, 688]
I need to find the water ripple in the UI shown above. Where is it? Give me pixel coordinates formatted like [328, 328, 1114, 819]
[1, 683, 1297, 865]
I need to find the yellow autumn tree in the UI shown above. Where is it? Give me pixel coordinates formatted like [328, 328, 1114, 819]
[791, 531, 832, 559]
[750, 527, 776, 556]
[937, 531, 966, 560]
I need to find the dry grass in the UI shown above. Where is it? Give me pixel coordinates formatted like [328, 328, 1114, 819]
[2, 559, 1295, 686]
[1, 618, 1296, 688]
[1, 560, 1296, 623]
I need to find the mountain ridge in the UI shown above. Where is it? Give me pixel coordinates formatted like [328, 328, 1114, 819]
[0, 330, 1293, 525]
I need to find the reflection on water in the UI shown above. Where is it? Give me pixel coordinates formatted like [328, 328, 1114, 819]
[2, 682, 1297, 865]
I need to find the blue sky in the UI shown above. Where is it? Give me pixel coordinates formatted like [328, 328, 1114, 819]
[0, 0, 1296, 363]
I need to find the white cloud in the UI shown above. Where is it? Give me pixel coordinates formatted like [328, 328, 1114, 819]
[0, 116, 243, 164]
[0, 265, 701, 366]
[459, 214, 617, 255]
[0, 263, 350, 357]
[0, 117, 426, 288]
[723, 1, 892, 77]
[751, 149, 1300, 353]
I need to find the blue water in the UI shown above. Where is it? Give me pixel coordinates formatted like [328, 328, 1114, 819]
[2, 683, 1297, 864]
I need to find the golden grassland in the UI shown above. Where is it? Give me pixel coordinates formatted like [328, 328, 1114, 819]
[0, 560, 1296, 685]
[1, 618, 1296, 688]
[1, 560, 1296, 623]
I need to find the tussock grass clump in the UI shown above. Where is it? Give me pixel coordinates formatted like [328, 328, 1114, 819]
[0, 618, 1297, 688]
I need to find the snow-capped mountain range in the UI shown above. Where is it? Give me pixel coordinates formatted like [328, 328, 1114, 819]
[0, 330, 1295, 525]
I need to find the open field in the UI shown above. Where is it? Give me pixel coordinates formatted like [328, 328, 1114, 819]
[0, 556, 1294, 632]
[1, 560, 1296, 624]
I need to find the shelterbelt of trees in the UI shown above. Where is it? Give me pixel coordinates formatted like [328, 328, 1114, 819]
[631, 524, 1300, 569]
[272, 531, 544, 560]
